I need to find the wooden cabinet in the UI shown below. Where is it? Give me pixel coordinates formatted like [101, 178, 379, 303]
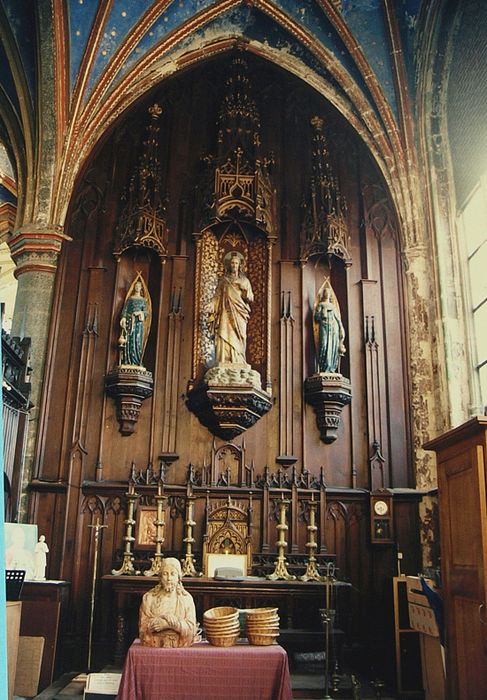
[424, 417, 487, 700]
[6, 602, 22, 700]
[393, 577, 422, 696]
[20, 581, 71, 693]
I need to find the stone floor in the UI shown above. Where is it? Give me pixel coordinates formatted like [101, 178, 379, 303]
[15, 667, 400, 700]
[14, 647, 402, 700]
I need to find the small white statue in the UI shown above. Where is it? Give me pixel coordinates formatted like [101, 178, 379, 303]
[34, 535, 49, 580]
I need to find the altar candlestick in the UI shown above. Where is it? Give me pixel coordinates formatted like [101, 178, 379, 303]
[87, 517, 107, 670]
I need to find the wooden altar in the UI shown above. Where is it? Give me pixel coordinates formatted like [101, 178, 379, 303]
[102, 574, 351, 665]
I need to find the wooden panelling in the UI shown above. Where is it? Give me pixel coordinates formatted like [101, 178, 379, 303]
[30, 54, 417, 670]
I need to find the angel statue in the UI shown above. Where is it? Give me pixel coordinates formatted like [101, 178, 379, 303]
[313, 280, 346, 374]
[118, 274, 152, 367]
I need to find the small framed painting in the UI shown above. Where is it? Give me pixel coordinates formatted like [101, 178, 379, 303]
[135, 507, 158, 549]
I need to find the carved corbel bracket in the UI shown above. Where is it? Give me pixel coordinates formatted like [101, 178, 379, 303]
[304, 373, 352, 444]
[187, 382, 272, 440]
[105, 366, 153, 435]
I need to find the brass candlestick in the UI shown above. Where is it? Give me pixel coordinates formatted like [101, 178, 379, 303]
[320, 606, 335, 699]
[87, 517, 107, 669]
[371, 678, 385, 700]
[112, 480, 139, 575]
[300, 493, 322, 582]
[181, 492, 202, 577]
[351, 674, 362, 700]
[144, 479, 167, 577]
[320, 561, 336, 700]
[267, 494, 296, 581]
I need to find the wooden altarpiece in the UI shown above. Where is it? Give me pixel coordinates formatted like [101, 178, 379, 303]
[186, 56, 275, 439]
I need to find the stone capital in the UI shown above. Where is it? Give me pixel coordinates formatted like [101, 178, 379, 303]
[8, 225, 71, 277]
[0, 173, 17, 242]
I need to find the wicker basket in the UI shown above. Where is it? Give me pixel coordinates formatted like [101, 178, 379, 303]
[246, 624, 280, 633]
[203, 605, 240, 646]
[203, 606, 239, 621]
[246, 608, 280, 639]
[204, 618, 240, 629]
[247, 631, 280, 646]
[206, 632, 240, 647]
[245, 607, 278, 619]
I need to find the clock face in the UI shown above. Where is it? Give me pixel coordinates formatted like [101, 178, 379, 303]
[374, 500, 389, 516]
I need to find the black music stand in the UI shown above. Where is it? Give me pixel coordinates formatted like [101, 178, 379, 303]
[6, 569, 25, 601]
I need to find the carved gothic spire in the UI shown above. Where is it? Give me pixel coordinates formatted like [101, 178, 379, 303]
[196, 54, 275, 235]
[301, 116, 351, 265]
[114, 103, 169, 260]
[217, 55, 261, 161]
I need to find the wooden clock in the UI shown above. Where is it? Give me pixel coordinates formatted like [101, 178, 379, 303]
[370, 489, 394, 544]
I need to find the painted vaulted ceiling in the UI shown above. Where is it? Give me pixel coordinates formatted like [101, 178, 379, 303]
[0, 0, 423, 228]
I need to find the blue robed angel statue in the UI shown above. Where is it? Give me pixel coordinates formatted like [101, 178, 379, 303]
[313, 280, 346, 374]
[118, 274, 152, 367]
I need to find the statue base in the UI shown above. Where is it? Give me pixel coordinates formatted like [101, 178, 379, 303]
[204, 364, 262, 389]
[187, 368, 272, 440]
[304, 372, 352, 444]
[105, 366, 153, 435]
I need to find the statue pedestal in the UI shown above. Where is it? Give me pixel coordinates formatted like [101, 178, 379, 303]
[304, 373, 352, 444]
[105, 366, 153, 435]
[187, 368, 272, 439]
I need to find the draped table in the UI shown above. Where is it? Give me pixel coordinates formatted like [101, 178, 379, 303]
[116, 639, 293, 700]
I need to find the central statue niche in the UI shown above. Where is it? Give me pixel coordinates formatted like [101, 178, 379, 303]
[187, 223, 272, 439]
[201, 229, 266, 389]
[186, 54, 274, 439]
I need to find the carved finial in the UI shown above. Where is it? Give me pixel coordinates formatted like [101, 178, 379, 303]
[311, 115, 324, 131]
[113, 104, 169, 260]
[199, 51, 275, 234]
[301, 116, 351, 265]
[149, 103, 163, 119]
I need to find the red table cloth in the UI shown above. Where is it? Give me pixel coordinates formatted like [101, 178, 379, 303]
[116, 639, 293, 700]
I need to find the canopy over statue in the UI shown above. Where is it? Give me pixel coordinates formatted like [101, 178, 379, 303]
[313, 279, 346, 374]
[118, 274, 152, 368]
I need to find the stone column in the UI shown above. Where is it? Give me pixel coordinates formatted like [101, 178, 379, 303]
[402, 243, 446, 573]
[8, 226, 70, 517]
